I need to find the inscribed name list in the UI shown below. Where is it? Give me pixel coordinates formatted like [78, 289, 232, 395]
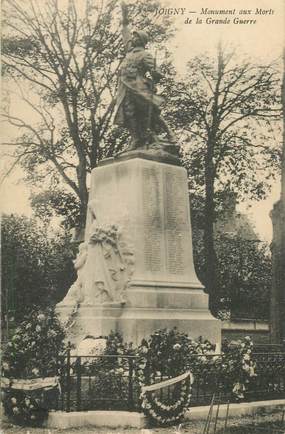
[140, 163, 193, 284]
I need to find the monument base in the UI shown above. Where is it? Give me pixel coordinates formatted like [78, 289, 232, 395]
[57, 286, 220, 347]
[118, 307, 220, 346]
[57, 155, 221, 348]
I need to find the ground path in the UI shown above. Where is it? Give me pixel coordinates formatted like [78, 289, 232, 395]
[1, 412, 284, 434]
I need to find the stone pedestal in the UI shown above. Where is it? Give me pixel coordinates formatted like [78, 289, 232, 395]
[57, 154, 221, 346]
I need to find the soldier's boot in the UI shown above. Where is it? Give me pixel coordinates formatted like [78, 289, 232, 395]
[127, 119, 142, 150]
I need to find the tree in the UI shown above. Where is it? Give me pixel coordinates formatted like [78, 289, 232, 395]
[164, 46, 282, 312]
[1, 214, 75, 325]
[30, 189, 82, 230]
[2, 0, 172, 230]
[192, 224, 271, 320]
[216, 236, 271, 320]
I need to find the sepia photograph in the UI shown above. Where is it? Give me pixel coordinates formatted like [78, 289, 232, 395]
[1, 0, 284, 432]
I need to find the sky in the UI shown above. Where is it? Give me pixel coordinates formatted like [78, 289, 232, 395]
[1, 0, 284, 241]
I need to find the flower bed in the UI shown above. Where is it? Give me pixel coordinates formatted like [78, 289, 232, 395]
[2, 322, 285, 428]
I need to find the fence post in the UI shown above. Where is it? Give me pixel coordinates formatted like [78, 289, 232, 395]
[76, 356, 82, 411]
[60, 354, 64, 411]
[66, 341, 71, 413]
[128, 357, 134, 410]
[55, 354, 60, 411]
[145, 359, 151, 385]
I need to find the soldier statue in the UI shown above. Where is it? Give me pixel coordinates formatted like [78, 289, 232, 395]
[114, 1, 177, 151]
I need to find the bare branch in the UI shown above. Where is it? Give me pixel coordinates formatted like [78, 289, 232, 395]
[3, 60, 55, 92]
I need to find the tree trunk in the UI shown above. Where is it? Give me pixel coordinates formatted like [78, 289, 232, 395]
[204, 139, 219, 314]
[74, 163, 88, 242]
[90, 112, 99, 169]
[202, 45, 224, 315]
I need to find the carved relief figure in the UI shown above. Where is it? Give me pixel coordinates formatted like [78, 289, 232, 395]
[57, 242, 88, 306]
[58, 198, 133, 308]
[82, 199, 128, 304]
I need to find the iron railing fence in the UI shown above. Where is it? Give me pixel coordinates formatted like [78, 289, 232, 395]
[253, 344, 285, 353]
[47, 349, 285, 412]
[246, 352, 285, 403]
[51, 353, 140, 412]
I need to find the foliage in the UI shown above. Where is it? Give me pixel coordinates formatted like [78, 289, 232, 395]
[137, 328, 214, 379]
[2, 307, 66, 378]
[30, 189, 81, 230]
[2, 323, 281, 426]
[163, 47, 282, 311]
[90, 332, 133, 376]
[192, 226, 272, 319]
[70, 332, 135, 410]
[132, 329, 259, 425]
[165, 51, 281, 201]
[216, 235, 271, 319]
[2, 0, 172, 228]
[2, 307, 66, 426]
[134, 329, 258, 402]
[218, 337, 257, 399]
[84, 329, 257, 405]
[104, 330, 135, 356]
[1, 214, 75, 323]
[2, 389, 48, 427]
[190, 190, 272, 319]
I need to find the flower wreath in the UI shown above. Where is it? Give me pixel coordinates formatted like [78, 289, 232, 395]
[2, 377, 60, 427]
[3, 389, 48, 427]
[136, 360, 193, 426]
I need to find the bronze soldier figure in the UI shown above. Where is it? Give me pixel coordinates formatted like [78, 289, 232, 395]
[114, 1, 176, 150]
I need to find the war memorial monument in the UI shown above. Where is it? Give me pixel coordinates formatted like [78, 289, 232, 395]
[56, 2, 221, 348]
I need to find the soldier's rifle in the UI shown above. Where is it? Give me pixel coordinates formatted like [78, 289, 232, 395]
[146, 49, 158, 149]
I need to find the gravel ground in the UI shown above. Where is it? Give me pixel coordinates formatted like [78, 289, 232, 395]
[1, 412, 284, 434]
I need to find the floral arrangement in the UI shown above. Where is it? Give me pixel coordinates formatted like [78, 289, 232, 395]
[135, 328, 200, 426]
[1, 317, 264, 427]
[1, 307, 66, 426]
[2, 389, 48, 427]
[89, 224, 119, 248]
[134, 329, 258, 424]
[137, 328, 215, 380]
[219, 336, 257, 400]
[140, 373, 193, 426]
[2, 308, 66, 379]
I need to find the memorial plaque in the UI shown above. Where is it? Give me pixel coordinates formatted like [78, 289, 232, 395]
[137, 161, 195, 283]
[164, 168, 189, 275]
[142, 166, 164, 272]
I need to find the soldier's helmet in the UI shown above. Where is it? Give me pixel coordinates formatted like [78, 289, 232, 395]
[133, 30, 149, 47]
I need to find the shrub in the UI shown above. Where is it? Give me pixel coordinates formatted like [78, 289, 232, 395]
[137, 328, 215, 380]
[218, 337, 256, 399]
[1, 307, 66, 426]
[1, 214, 75, 324]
